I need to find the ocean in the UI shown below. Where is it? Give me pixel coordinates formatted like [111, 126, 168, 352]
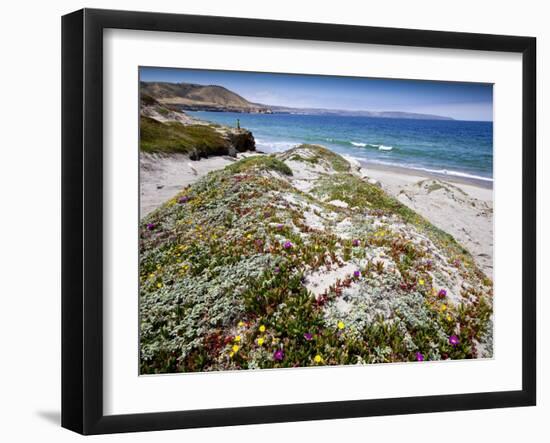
[188, 111, 493, 183]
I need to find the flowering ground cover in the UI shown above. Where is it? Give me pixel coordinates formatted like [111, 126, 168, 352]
[139, 144, 493, 373]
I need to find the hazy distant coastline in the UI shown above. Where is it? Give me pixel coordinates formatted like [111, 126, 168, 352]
[140, 81, 454, 120]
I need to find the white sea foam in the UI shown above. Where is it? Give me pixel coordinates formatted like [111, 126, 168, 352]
[350, 141, 367, 147]
[378, 145, 393, 151]
[367, 159, 493, 183]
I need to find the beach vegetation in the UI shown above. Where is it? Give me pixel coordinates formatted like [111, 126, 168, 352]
[139, 144, 492, 373]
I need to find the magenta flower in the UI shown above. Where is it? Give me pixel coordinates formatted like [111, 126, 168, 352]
[438, 289, 447, 298]
[178, 196, 189, 204]
[416, 352, 424, 362]
[352, 239, 360, 247]
[304, 332, 313, 341]
[449, 335, 459, 346]
[283, 241, 293, 249]
[353, 270, 361, 278]
[146, 223, 156, 231]
[273, 349, 284, 361]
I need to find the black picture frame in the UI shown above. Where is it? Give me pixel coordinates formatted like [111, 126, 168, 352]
[62, 8, 536, 435]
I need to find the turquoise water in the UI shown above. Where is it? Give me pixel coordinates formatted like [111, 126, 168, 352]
[189, 111, 493, 182]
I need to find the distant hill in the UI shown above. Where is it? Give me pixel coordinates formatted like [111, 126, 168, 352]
[140, 82, 271, 113]
[140, 81, 453, 120]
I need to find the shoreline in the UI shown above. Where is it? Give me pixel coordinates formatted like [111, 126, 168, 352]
[362, 160, 493, 190]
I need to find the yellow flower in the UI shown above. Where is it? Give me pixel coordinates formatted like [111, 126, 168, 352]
[257, 337, 265, 346]
[232, 345, 240, 353]
[247, 234, 252, 239]
[259, 325, 266, 333]
[337, 321, 345, 330]
[314, 354, 322, 363]
[238, 321, 245, 327]
[229, 352, 234, 358]
[446, 314, 453, 322]
[156, 282, 162, 288]
[440, 304, 447, 312]
[234, 335, 241, 342]
[419, 279, 425, 286]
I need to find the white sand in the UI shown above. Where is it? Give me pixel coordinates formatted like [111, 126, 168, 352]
[364, 164, 493, 277]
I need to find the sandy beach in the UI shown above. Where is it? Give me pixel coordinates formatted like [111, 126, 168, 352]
[140, 151, 493, 278]
[364, 162, 493, 277]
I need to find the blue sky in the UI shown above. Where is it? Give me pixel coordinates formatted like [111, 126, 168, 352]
[140, 67, 493, 121]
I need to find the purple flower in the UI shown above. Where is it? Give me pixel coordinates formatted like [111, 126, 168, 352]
[283, 241, 293, 249]
[274, 266, 280, 274]
[304, 332, 313, 341]
[277, 224, 284, 230]
[273, 349, 284, 361]
[438, 289, 447, 299]
[449, 335, 460, 346]
[416, 352, 424, 362]
[426, 259, 433, 267]
[352, 239, 360, 247]
[353, 270, 361, 278]
[178, 196, 189, 204]
[146, 223, 156, 231]
[255, 239, 263, 247]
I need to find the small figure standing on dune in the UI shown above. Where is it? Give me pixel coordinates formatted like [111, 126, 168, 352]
[187, 162, 198, 175]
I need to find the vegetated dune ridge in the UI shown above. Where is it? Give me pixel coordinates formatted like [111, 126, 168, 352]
[139, 144, 493, 374]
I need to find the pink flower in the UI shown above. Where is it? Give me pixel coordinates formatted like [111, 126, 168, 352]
[353, 270, 361, 278]
[283, 241, 293, 249]
[146, 223, 156, 231]
[273, 349, 284, 361]
[416, 352, 424, 362]
[304, 332, 313, 341]
[438, 289, 447, 298]
[352, 239, 360, 247]
[449, 335, 459, 346]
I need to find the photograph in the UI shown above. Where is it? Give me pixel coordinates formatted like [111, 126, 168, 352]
[138, 67, 494, 374]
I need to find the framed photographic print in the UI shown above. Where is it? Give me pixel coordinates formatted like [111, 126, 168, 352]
[61, 8, 536, 435]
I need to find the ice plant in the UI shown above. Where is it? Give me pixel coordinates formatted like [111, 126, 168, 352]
[418, 279, 425, 286]
[353, 270, 361, 278]
[416, 352, 424, 362]
[283, 241, 293, 249]
[273, 349, 284, 361]
[337, 321, 345, 330]
[449, 335, 459, 346]
[146, 223, 156, 231]
[438, 289, 447, 298]
[257, 337, 265, 346]
[259, 325, 266, 333]
[234, 335, 241, 342]
[314, 354, 322, 363]
[304, 332, 313, 341]
[232, 344, 240, 353]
